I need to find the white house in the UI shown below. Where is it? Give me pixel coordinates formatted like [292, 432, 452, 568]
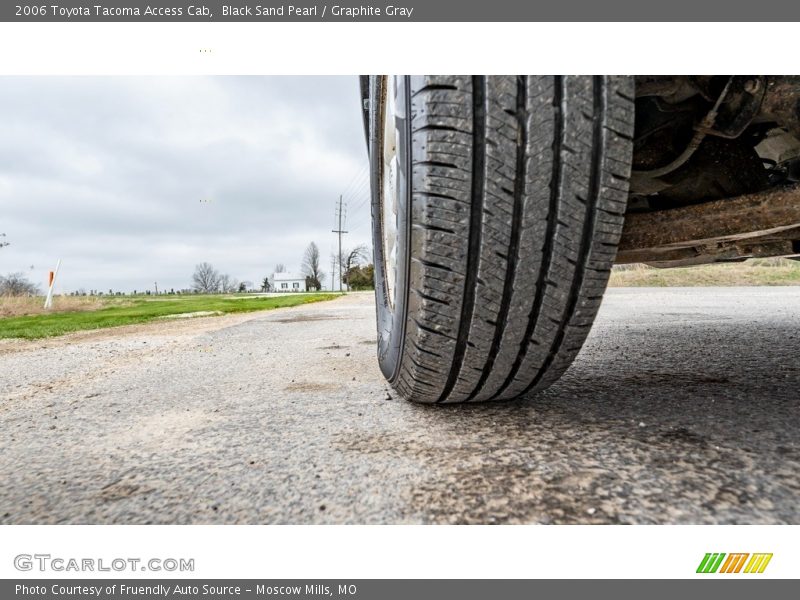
[272, 272, 307, 292]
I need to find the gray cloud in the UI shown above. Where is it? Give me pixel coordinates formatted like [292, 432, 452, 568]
[0, 76, 371, 292]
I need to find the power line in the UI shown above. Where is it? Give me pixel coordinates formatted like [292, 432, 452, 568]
[344, 177, 370, 204]
[342, 183, 371, 229]
[340, 174, 369, 211]
[343, 168, 369, 196]
[338, 169, 363, 202]
[347, 217, 370, 234]
[339, 163, 369, 202]
[349, 190, 370, 213]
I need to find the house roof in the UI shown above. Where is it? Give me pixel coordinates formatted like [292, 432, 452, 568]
[273, 272, 305, 281]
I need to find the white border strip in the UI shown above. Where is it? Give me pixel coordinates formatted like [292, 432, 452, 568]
[1, 525, 797, 579]
[0, 22, 798, 75]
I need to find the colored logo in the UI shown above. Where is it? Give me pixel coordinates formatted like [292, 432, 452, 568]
[696, 553, 773, 574]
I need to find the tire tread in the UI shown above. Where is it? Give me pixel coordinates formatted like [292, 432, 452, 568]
[391, 75, 634, 403]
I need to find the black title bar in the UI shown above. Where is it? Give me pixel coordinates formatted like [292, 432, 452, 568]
[3, 1, 800, 21]
[4, 579, 799, 599]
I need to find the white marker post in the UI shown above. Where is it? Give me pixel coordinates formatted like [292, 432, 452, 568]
[43, 259, 61, 310]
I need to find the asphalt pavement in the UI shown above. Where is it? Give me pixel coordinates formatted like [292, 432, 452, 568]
[1, 288, 798, 524]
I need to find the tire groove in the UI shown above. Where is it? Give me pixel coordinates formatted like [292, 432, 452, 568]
[412, 223, 456, 234]
[520, 75, 606, 395]
[437, 75, 486, 403]
[490, 75, 564, 400]
[466, 76, 527, 402]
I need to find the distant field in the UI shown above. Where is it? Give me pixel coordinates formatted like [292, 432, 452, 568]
[0, 293, 338, 340]
[0, 295, 125, 318]
[609, 258, 800, 287]
[4, 258, 798, 339]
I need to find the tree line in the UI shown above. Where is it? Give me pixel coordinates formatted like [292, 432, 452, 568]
[191, 262, 250, 294]
[0, 237, 375, 298]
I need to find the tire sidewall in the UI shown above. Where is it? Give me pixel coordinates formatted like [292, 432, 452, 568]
[370, 75, 411, 383]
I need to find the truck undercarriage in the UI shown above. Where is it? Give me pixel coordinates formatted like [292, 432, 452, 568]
[621, 75, 800, 267]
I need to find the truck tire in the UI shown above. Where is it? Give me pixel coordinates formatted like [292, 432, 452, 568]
[369, 75, 634, 403]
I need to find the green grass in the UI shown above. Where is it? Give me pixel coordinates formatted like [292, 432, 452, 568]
[0, 293, 339, 340]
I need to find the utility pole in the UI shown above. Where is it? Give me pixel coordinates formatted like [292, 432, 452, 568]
[332, 195, 348, 292]
[154, 281, 159, 295]
[330, 255, 336, 292]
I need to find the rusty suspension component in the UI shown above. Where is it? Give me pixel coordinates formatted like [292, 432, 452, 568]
[617, 184, 800, 266]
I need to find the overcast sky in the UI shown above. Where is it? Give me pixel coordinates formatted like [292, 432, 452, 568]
[0, 76, 370, 293]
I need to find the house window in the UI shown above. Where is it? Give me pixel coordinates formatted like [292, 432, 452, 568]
[281, 283, 287, 289]
[293, 282, 299, 289]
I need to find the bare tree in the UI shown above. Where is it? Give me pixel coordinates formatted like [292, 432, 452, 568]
[219, 274, 240, 293]
[302, 242, 325, 291]
[0, 272, 40, 296]
[192, 262, 220, 293]
[274, 263, 286, 273]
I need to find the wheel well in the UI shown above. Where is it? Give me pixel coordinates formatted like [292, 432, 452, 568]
[619, 76, 800, 267]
